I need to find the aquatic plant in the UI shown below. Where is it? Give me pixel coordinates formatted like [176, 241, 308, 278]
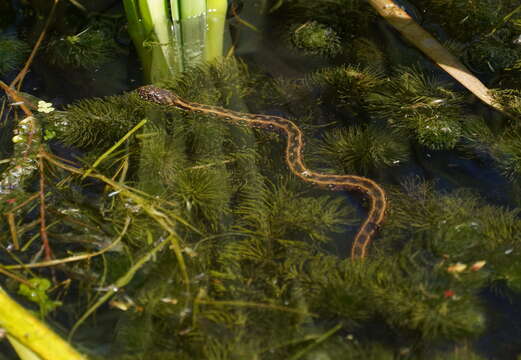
[123, 0, 228, 81]
[274, 0, 374, 37]
[412, 0, 520, 42]
[170, 167, 232, 231]
[366, 67, 465, 150]
[64, 58, 514, 358]
[47, 93, 144, 149]
[0, 36, 30, 75]
[45, 26, 119, 70]
[346, 37, 387, 72]
[314, 125, 409, 175]
[234, 179, 353, 243]
[289, 21, 341, 56]
[307, 65, 384, 113]
[459, 91, 521, 178]
[465, 37, 521, 73]
[412, 0, 521, 74]
[4, 0, 521, 358]
[384, 180, 521, 291]
[493, 89, 521, 119]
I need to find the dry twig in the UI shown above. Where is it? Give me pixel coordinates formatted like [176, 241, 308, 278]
[10, 0, 61, 90]
[367, 0, 502, 112]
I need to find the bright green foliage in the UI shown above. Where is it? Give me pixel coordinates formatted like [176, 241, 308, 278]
[459, 91, 521, 178]
[315, 126, 409, 175]
[45, 27, 119, 69]
[123, 0, 228, 81]
[385, 181, 521, 290]
[367, 67, 464, 150]
[347, 37, 387, 72]
[0, 36, 29, 75]
[275, 0, 374, 37]
[308, 65, 384, 111]
[466, 37, 521, 73]
[290, 21, 341, 56]
[18, 278, 62, 317]
[412, 0, 518, 42]
[234, 180, 353, 242]
[6, 1, 521, 357]
[171, 167, 232, 230]
[48, 93, 144, 149]
[413, 0, 521, 73]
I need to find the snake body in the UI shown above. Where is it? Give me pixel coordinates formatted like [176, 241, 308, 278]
[137, 85, 387, 259]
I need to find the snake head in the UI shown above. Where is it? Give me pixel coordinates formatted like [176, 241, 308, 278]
[136, 85, 179, 106]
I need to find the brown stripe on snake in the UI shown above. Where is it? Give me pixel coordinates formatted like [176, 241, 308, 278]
[137, 85, 387, 259]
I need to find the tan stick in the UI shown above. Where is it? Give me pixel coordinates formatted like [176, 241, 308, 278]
[3, 217, 131, 270]
[38, 145, 52, 260]
[0, 80, 33, 117]
[366, 0, 502, 111]
[10, 0, 61, 90]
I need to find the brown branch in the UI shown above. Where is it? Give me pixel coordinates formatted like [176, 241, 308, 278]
[3, 217, 131, 270]
[0, 81, 33, 117]
[1, 1, 67, 265]
[0, 268, 33, 287]
[4, 193, 40, 251]
[10, 0, 61, 90]
[366, 0, 503, 112]
[0, 80, 39, 158]
[38, 145, 52, 260]
[5, 193, 39, 213]
[6, 213, 19, 250]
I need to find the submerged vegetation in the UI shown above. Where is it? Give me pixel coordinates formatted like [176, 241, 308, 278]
[289, 21, 342, 56]
[123, 0, 228, 81]
[1, 0, 521, 359]
[45, 26, 119, 70]
[0, 36, 29, 75]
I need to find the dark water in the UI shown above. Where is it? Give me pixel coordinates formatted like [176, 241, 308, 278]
[2, 0, 521, 359]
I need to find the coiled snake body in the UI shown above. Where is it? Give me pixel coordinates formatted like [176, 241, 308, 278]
[137, 85, 387, 259]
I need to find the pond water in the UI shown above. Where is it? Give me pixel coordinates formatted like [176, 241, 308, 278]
[1, 0, 521, 359]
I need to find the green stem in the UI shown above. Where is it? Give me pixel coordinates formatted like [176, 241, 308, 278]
[486, 4, 521, 36]
[69, 228, 169, 340]
[124, 0, 228, 77]
[179, 0, 207, 65]
[288, 323, 343, 360]
[123, 0, 152, 77]
[205, 0, 228, 61]
[82, 119, 147, 180]
[124, 0, 183, 81]
[180, 0, 206, 19]
[170, 0, 180, 21]
[140, 0, 180, 80]
[0, 288, 86, 360]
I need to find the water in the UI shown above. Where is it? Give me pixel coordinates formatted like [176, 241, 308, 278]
[1, 0, 521, 359]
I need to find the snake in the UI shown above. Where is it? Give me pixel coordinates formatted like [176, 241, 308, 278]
[137, 85, 387, 259]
